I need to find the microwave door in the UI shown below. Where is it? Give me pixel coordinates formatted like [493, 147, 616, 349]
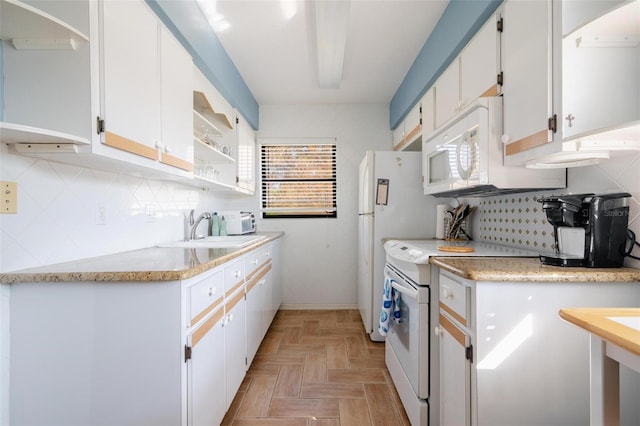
[426, 133, 465, 194]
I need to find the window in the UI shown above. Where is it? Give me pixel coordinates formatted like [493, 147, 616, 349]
[260, 140, 337, 218]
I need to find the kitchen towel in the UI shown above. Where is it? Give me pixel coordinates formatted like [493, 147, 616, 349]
[378, 277, 401, 336]
[436, 204, 448, 239]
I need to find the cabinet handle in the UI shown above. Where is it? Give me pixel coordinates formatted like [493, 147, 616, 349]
[208, 287, 215, 297]
[234, 270, 241, 278]
[501, 134, 511, 144]
[227, 313, 233, 323]
[434, 325, 443, 337]
[443, 288, 453, 299]
[259, 279, 266, 286]
[251, 259, 258, 266]
[163, 145, 171, 153]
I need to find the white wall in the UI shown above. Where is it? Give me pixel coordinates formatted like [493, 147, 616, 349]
[228, 103, 392, 309]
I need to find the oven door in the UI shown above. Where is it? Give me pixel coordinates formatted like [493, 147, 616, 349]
[384, 264, 430, 399]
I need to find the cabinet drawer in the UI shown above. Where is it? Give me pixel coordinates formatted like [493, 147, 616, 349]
[439, 273, 470, 326]
[245, 246, 271, 281]
[188, 269, 224, 327]
[224, 257, 245, 296]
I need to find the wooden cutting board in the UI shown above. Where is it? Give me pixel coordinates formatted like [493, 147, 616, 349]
[437, 246, 475, 253]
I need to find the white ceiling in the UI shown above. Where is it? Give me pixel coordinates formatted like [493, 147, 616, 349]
[208, 0, 449, 105]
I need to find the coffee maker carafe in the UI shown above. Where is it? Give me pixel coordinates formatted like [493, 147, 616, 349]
[539, 192, 631, 267]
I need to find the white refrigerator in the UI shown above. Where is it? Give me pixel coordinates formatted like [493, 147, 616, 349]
[357, 151, 437, 341]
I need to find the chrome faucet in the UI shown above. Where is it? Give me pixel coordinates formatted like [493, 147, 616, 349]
[190, 211, 212, 240]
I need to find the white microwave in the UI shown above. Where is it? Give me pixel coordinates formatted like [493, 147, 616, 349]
[422, 97, 565, 197]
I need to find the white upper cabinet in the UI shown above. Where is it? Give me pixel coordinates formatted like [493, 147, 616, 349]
[159, 25, 194, 171]
[561, 0, 639, 140]
[421, 88, 435, 141]
[2, 0, 195, 177]
[393, 101, 423, 151]
[1, 0, 92, 146]
[99, 0, 193, 173]
[501, 0, 555, 166]
[100, 0, 161, 161]
[434, 58, 461, 128]
[502, 0, 639, 168]
[460, 14, 500, 104]
[435, 13, 500, 130]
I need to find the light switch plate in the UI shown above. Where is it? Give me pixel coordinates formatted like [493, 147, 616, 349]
[1, 181, 18, 214]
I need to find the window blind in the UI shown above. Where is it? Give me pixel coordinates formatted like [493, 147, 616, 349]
[260, 143, 337, 218]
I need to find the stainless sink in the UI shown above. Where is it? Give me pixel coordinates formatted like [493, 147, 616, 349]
[158, 234, 268, 248]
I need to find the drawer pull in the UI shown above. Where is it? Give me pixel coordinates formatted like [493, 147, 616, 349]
[443, 288, 453, 299]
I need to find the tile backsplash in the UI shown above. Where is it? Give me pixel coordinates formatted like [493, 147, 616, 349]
[466, 152, 640, 268]
[0, 146, 228, 273]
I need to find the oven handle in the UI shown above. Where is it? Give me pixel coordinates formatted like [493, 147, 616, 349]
[391, 280, 419, 300]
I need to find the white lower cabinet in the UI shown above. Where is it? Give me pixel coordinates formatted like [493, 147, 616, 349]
[224, 286, 247, 409]
[187, 308, 226, 426]
[434, 270, 640, 426]
[9, 239, 282, 426]
[437, 314, 471, 426]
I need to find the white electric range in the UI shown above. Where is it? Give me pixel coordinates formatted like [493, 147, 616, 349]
[382, 239, 538, 426]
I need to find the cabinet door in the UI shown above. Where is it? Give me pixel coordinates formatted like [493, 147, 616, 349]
[224, 290, 247, 409]
[421, 88, 435, 141]
[101, 0, 160, 160]
[501, 0, 554, 163]
[245, 266, 265, 364]
[562, 0, 640, 139]
[460, 13, 499, 105]
[435, 58, 461, 128]
[187, 309, 226, 426]
[159, 25, 194, 172]
[236, 115, 256, 194]
[392, 122, 405, 149]
[438, 314, 471, 426]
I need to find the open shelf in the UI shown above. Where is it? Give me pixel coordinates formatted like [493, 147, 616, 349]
[194, 138, 234, 164]
[0, 121, 90, 145]
[193, 90, 234, 130]
[0, 0, 88, 49]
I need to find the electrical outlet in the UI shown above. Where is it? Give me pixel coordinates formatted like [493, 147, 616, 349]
[1, 181, 18, 214]
[96, 204, 107, 225]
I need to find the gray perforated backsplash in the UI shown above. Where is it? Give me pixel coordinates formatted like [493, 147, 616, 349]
[468, 190, 560, 254]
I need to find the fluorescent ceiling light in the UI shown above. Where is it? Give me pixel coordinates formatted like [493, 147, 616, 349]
[312, 0, 350, 89]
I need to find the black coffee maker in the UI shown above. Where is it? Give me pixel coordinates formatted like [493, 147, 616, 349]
[539, 192, 631, 267]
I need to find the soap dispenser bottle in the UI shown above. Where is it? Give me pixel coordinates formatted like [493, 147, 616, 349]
[210, 213, 221, 236]
[220, 216, 227, 236]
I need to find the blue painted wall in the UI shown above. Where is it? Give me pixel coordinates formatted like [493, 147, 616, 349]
[390, 0, 503, 129]
[147, 0, 260, 130]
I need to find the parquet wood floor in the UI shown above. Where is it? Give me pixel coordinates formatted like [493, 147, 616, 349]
[222, 309, 411, 426]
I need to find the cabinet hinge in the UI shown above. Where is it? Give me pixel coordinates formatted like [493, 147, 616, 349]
[465, 345, 474, 363]
[548, 114, 558, 133]
[184, 345, 192, 362]
[497, 17, 504, 33]
[497, 72, 504, 86]
[97, 117, 105, 134]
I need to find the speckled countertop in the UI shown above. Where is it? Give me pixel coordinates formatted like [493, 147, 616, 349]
[0, 233, 283, 284]
[430, 257, 640, 282]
